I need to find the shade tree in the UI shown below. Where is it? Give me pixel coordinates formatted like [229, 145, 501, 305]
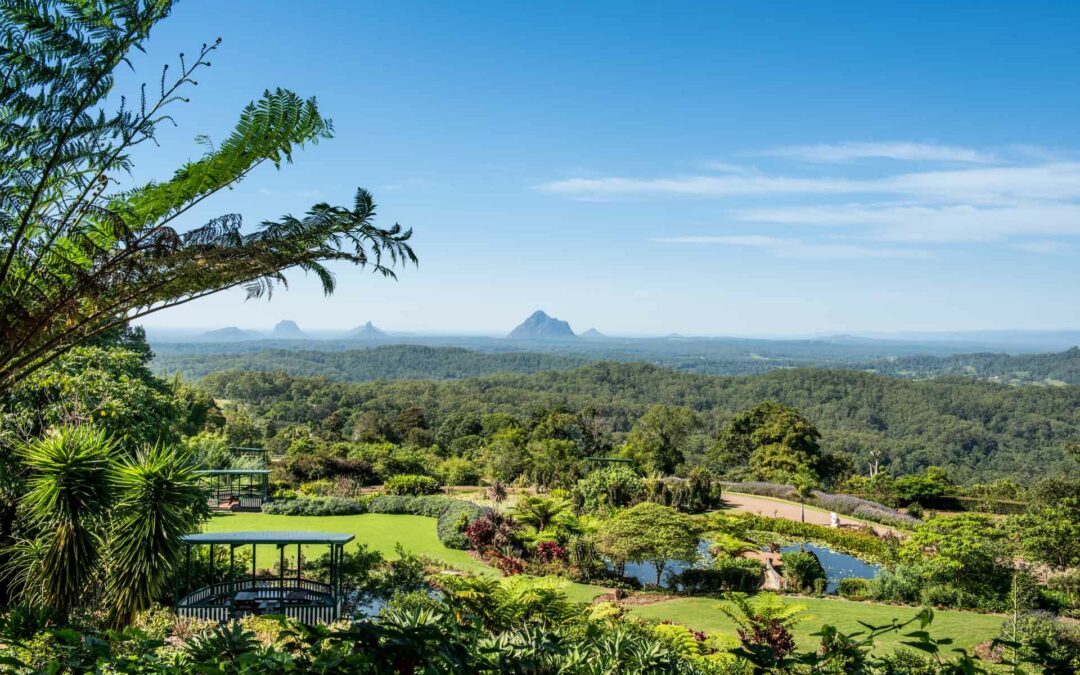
[711, 401, 824, 481]
[620, 404, 699, 475]
[596, 501, 700, 586]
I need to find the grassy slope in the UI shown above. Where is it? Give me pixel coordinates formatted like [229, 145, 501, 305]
[630, 596, 1003, 653]
[202, 512, 1000, 652]
[202, 512, 491, 574]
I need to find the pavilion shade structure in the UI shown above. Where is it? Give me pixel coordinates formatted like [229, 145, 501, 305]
[199, 470, 270, 511]
[175, 531, 354, 624]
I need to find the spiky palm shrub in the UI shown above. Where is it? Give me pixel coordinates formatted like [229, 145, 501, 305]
[105, 444, 205, 626]
[14, 427, 115, 615]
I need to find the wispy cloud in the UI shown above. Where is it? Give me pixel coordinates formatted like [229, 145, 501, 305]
[539, 147, 1080, 251]
[759, 141, 997, 164]
[538, 163, 1080, 205]
[1012, 241, 1073, 254]
[653, 235, 932, 260]
[731, 202, 1080, 243]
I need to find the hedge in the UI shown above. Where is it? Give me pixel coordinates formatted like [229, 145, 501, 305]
[738, 513, 895, 563]
[676, 558, 764, 594]
[384, 474, 442, 496]
[366, 495, 485, 549]
[263, 496, 366, 516]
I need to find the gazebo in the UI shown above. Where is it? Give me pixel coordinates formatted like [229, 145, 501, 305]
[175, 531, 353, 623]
[199, 469, 270, 511]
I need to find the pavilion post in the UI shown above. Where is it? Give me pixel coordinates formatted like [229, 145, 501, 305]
[209, 544, 215, 587]
[279, 544, 285, 610]
[251, 543, 256, 591]
[334, 544, 340, 609]
[229, 545, 235, 599]
[296, 544, 302, 585]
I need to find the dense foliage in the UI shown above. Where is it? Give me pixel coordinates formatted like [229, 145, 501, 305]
[199, 363, 1080, 483]
[384, 474, 442, 496]
[4, 427, 205, 625]
[152, 339, 1080, 385]
[677, 558, 765, 594]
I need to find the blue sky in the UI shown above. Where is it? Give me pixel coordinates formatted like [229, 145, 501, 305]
[128, 1, 1080, 336]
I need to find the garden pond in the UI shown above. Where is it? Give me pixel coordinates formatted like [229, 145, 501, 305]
[621, 540, 879, 593]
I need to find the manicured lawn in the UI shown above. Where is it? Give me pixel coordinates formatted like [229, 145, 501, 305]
[630, 595, 1004, 653]
[203, 512, 1000, 655]
[202, 512, 491, 574]
[203, 512, 607, 604]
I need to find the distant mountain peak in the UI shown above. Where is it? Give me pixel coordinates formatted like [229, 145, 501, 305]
[508, 310, 576, 339]
[272, 319, 304, 338]
[580, 328, 606, 339]
[197, 326, 261, 342]
[350, 321, 387, 339]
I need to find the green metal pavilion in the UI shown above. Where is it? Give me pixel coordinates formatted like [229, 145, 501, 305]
[198, 469, 271, 511]
[175, 531, 354, 623]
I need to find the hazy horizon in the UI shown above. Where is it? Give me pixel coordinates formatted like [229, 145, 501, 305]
[138, 315, 1080, 343]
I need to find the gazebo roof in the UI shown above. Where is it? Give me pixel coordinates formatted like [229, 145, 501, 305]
[196, 469, 271, 475]
[182, 531, 354, 546]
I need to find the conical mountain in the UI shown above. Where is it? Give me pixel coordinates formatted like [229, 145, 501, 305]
[508, 310, 576, 339]
[580, 328, 606, 339]
[272, 319, 305, 339]
[198, 326, 261, 341]
[350, 321, 387, 339]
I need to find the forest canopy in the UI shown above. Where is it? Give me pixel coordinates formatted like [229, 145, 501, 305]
[198, 361, 1080, 483]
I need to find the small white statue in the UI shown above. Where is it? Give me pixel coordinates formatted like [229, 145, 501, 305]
[830, 512, 839, 528]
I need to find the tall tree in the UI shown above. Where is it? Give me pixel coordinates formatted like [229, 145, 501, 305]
[0, 1, 416, 393]
[711, 401, 823, 481]
[621, 404, 698, 475]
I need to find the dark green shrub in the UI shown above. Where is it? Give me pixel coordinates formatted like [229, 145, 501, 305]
[384, 474, 442, 496]
[876, 648, 938, 675]
[837, 577, 873, 600]
[283, 454, 375, 485]
[737, 513, 894, 562]
[871, 563, 923, 604]
[782, 550, 826, 594]
[998, 611, 1080, 670]
[263, 496, 366, 516]
[677, 558, 764, 594]
[920, 583, 966, 608]
[573, 466, 645, 513]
